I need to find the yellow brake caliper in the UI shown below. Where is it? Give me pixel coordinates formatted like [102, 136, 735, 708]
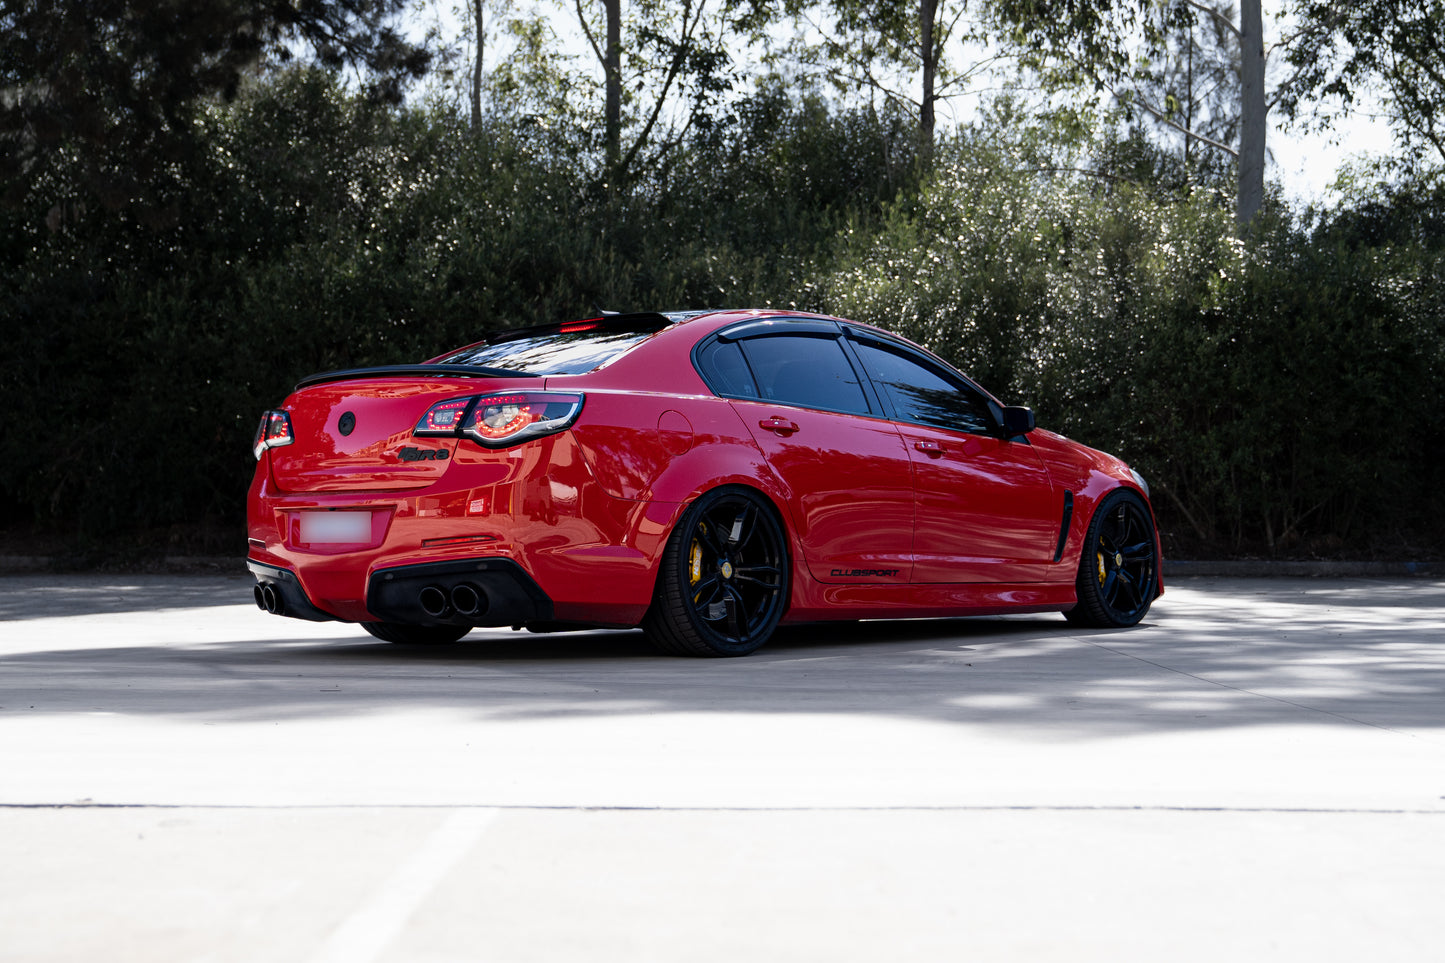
[689, 533, 705, 603]
[1096, 551, 1107, 585]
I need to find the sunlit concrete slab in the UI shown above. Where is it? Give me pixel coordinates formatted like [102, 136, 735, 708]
[3, 805, 1444, 963]
[2, 574, 1443, 962]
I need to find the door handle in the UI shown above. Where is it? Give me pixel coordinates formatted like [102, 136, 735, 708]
[914, 440, 945, 457]
[759, 416, 800, 435]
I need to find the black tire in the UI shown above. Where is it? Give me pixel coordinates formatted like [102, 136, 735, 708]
[643, 486, 790, 657]
[361, 622, 471, 645]
[1065, 488, 1159, 628]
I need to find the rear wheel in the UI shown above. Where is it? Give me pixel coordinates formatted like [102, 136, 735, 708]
[643, 487, 789, 657]
[1065, 489, 1158, 628]
[361, 622, 471, 645]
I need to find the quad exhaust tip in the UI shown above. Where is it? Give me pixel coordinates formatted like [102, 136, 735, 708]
[418, 584, 450, 619]
[255, 583, 285, 616]
[417, 582, 488, 619]
[451, 583, 486, 617]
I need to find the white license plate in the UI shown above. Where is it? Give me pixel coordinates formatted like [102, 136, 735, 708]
[298, 511, 372, 544]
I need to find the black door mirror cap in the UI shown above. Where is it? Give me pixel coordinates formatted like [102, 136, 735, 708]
[1002, 406, 1035, 437]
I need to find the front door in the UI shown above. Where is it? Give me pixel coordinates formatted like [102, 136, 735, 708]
[850, 337, 1059, 583]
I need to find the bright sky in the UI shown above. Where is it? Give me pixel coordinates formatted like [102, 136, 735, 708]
[1270, 106, 1394, 203]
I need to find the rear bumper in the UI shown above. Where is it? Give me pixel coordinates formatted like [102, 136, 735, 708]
[247, 557, 555, 628]
[366, 558, 553, 627]
[246, 430, 661, 626]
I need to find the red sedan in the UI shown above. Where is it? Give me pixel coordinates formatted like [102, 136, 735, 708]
[248, 310, 1161, 655]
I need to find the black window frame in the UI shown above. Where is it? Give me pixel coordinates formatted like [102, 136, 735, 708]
[693, 336, 761, 400]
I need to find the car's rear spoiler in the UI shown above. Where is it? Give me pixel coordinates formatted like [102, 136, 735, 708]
[293, 364, 537, 391]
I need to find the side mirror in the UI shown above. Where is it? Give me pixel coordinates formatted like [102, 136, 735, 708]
[1001, 406, 1035, 437]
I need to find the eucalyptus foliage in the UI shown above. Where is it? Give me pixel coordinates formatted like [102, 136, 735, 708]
[1282, 0, 1445, 178]
[0, 0, 430, 215]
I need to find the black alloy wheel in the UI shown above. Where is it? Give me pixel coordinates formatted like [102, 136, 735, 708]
[1065, 489, 1158, 628]
[362, 622, 472, 645]
[644, 486, 789, 656]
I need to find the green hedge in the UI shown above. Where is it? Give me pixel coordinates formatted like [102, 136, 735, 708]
[1, 69, 1440, 560]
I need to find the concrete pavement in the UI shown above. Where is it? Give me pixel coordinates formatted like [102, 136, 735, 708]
[2, 574, 1443, 961]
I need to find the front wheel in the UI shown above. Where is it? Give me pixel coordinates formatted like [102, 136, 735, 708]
[1065, 489, 1158, 628]
[643, 487, 790, 657]
[362, 622, 471, 645]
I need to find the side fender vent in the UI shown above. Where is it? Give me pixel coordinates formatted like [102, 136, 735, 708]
[1054, 491, 1074, 563]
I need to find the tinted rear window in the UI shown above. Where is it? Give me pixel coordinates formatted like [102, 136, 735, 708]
[436, 330, 656, 375]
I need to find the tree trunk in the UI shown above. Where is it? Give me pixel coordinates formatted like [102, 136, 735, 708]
[1236, 0, 1266, 228]
[1184, 21, 1195, 168]
[919, 0, 938, 168]
[604, 0, 622, 185]
[469, 0, 484, 131]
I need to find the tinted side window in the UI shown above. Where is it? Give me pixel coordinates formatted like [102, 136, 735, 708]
[740, 334, 871, 415]
[694, 338, 759, 398]
[853, 340, 996, 435]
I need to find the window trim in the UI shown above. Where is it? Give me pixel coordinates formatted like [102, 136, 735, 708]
[692, 335, 762, 400]
[735, 330, 882, 418]
[693, 321, 886, 418]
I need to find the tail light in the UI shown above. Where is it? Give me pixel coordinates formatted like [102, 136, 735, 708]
[414, 391, 584, 448]
[253, 410, 295, 459]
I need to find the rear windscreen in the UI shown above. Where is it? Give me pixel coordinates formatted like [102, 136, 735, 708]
[435, 329, 658, 375]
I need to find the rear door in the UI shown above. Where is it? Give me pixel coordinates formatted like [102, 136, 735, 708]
[697, 326, 915, 584]
[848, 334, 1060, 583]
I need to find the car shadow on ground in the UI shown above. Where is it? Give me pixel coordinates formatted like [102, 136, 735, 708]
[296, 615, 1061, 663]
[4, 575, 1443, 737]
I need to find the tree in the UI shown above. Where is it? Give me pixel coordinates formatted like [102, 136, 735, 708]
[0, 0, 430, 212]
[1281, 0, 1445, 176]
[1129, 1, 1241, 173]
[993, 0, 1280, 226]
[779, 0, 987, 165]
[569, 0, 748, 187]
[470, 0, 490, 129]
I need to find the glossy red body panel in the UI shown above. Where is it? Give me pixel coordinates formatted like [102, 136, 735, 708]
[730, 398, 915, 583]
[247, 309, 1161, 631]
[897, 423, 1059, 583]
[250, 428, 660, 625]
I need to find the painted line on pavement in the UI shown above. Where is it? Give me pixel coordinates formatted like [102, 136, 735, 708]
[307, 807, 498, 963]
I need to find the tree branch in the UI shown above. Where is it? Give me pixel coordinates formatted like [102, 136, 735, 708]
[619, 0, 704, 177]
[1266, 57, 1316, 110]
[572, 0, 605, 66]
[1182, 0, 1241, 42]
[1120, 86, 1240, 157]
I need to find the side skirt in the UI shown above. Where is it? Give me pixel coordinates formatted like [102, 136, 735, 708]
[784, 580, 1078, 623]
